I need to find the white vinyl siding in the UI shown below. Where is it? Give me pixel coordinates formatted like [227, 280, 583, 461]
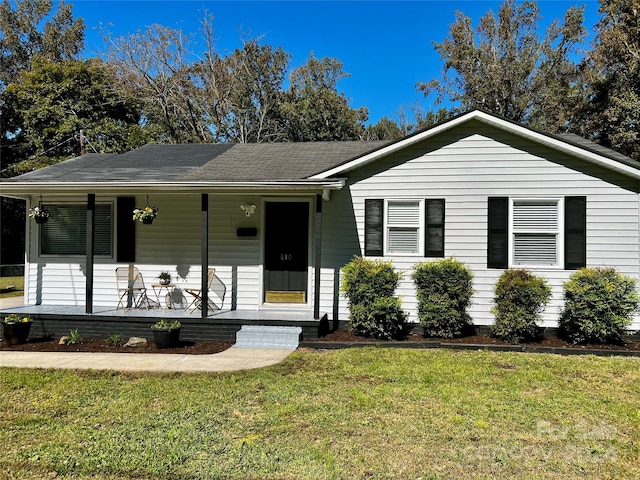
[26, 194, 264, 309]
[321, 122, 640, 330]
[386, 200, 422, 255]
[511, 199, 560, 266]
[40, 204, 113, 256]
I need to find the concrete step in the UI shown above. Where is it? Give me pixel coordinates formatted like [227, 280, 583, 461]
[233, 325, 302, 350]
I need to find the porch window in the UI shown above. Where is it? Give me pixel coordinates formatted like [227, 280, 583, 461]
[40, 204, 113, 256]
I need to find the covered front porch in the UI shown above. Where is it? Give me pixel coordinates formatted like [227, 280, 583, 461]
[0, 304, 332, 341]
[1, 143, 376, 340]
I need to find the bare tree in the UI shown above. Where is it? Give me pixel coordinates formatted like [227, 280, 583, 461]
[103, 24, 210, 143]
[199, 24, 290, 143]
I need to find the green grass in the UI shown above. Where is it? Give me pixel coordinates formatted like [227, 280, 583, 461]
[1, 348, 639, 479]
[0, 276, 24, 298]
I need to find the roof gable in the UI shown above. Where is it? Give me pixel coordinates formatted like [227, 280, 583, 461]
[309, 110, 640, 180]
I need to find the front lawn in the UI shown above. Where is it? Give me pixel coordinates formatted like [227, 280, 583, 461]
[0, 275, 24, 298]
[1, 348, 639, 479]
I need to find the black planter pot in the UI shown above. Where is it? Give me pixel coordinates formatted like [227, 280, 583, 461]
[2, 322, 32, 345]
[142, 217, 154, 224]
[153, 328, 181, 349]
[35, 216, 48, 224]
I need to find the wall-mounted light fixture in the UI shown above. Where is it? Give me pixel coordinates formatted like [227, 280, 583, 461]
[240, 204, 256, 217]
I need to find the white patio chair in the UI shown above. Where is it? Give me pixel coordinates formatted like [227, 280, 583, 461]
[185, 268, 225, 312]
[116, 266, 154, 311]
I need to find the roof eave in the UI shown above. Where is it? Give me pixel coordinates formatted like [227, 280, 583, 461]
[0, 179, 347, 196]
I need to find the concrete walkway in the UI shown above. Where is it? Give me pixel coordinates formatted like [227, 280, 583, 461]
[0, 347, 294, 372]
[2, 295, 297, 372]
[0, 295, 24, 309]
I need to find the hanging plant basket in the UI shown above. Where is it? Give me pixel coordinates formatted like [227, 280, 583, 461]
[29, 204, 50, 224]
[133, 205, 159, 224]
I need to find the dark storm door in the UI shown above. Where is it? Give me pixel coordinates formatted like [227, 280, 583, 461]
[264, 202, 309, 303]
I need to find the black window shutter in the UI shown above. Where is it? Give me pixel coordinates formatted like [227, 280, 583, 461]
[487, 197, 508, 269]
[117, 197, 136, 262]
[364, 199, 384, 256]
[425, 199, 445, 257]
[564, 196, 586, 270]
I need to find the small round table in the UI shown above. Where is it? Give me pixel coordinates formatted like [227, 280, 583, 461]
[151, 283, 176, 309]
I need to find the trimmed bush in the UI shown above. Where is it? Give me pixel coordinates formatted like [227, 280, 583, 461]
[412, 258, 474, 338]
[349, 297, 408, 340]
[559, 267, 640, 345]
[341, 256, 400, 304]
[491, 269, 551, 343]
[341, 256, 408, 340]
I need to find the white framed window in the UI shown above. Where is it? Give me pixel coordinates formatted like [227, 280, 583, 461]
[510, 198, 562, 267]
[385, 200, 423, 255]
[40, 203, 113, 257]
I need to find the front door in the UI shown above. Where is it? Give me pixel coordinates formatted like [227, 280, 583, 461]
[264, 202, 309, 303]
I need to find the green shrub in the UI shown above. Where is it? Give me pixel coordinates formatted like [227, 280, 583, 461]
[412, 258, 474, 338]
[349, 297, 408, 340]
[559, 267, 640, 344]
[491, 269, 551, 343]
[341, 256, 408, 339]
[341, 256, 401, 304]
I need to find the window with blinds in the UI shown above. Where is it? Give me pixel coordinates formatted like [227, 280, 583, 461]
[40, 204, 113, 256]
[386, 200, 421, 254]
[512, 200, 559, 265]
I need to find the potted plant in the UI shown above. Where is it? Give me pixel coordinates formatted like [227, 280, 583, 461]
[133, 206, 159, 224]
[151, 319, 181, 349]
[28, 205, 50, 224]
[2, 314, 32, 345]
[158, 272, 171, 285]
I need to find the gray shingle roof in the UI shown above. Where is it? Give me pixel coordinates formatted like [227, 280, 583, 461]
[556, 133, 640, 170]
[4, 114, 637, 187]
[4, 142, 389, 183]
[182, 142, 389, 181]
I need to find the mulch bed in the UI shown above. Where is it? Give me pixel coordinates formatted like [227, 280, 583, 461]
[3, 330, 640, 355]
[316, 329, 640, 352]
[1, 337, 234, 355]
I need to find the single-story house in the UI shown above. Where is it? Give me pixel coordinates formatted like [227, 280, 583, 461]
[2, 109, 640, 339]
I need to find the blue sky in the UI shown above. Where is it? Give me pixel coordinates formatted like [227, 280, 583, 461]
[71, 0, 601, 125]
